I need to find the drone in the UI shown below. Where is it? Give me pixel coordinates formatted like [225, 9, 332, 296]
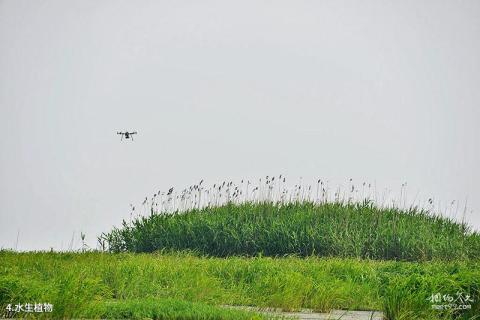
[117, 131, 138, 141]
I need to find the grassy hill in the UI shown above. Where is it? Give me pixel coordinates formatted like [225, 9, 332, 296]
[4, 190, 480, 319]
[101, 201, 480, 261]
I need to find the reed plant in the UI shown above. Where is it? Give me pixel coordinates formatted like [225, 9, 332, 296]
[101, 199, 480, 261]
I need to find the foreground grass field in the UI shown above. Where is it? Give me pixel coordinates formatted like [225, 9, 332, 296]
[101, 202, 480, 261]
[1, 251, 479, 319]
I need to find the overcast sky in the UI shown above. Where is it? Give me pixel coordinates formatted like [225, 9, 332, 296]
[1, 0, 479, 251]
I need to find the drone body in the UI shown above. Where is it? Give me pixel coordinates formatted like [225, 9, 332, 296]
[117, 131, 138, 141]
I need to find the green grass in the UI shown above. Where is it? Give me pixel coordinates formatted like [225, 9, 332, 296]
[101, 202, 480, 261]
[82, 298, 265, 320]
[1, 251, 479, 319]
[3, 200, 480, 319]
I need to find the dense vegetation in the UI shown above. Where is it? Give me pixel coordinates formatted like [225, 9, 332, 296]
[4, 180, 480, 319]
[1, 251, 479, 319]
[101, 202, 480, 261]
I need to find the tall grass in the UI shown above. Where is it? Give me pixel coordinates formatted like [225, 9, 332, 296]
[127, 177, 467, 220]
[1, 252, 479, 319]
[101, 200, 480, 261]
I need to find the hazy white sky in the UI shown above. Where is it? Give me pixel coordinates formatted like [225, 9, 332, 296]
[1, 0, 479, 250]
